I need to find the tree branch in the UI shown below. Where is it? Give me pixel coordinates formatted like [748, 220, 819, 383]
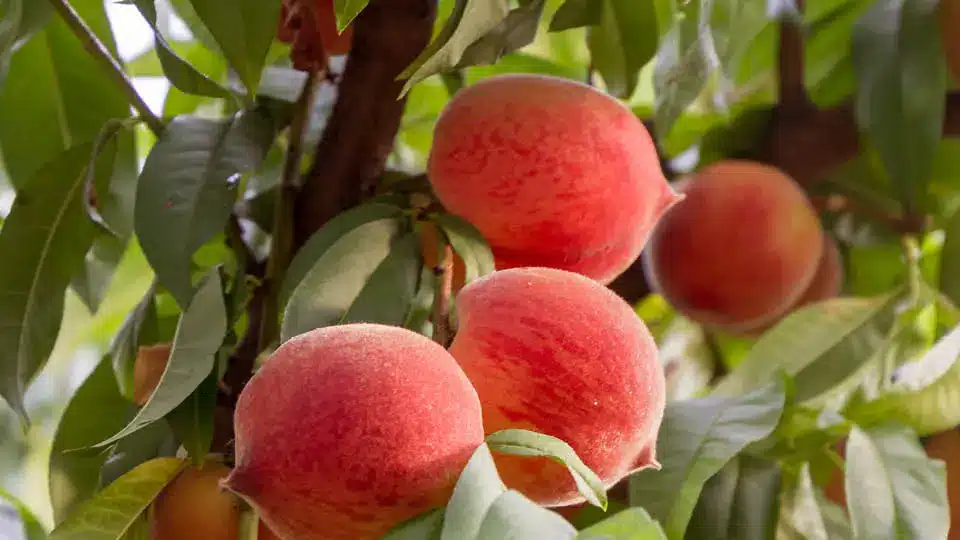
[293, 0, 437, 249]
[777, 0, 811, 117]
[48, 0, 165, 135]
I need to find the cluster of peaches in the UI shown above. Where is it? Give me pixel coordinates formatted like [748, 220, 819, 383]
[149, 75, 842, 540]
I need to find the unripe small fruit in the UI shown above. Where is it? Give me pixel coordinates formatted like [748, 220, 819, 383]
[427, 74, 680, 284]
[643, 160, 824, 335]
[223, 324, 484, 540]
[133, 343, 172, 406]
[449, 267, 666, 507]
[151, 461, 239, 540]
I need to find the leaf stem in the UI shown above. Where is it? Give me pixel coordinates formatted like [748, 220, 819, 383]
[432, 238, 454, 347]
[48, 0, 165, 136]
[259, 70, 322, 348]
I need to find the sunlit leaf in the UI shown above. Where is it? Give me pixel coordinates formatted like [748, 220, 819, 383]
[576, 507, 667, 540]
[587, 0, 657, 98]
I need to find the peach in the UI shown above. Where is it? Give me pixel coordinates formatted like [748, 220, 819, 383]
[426, 74, 680, 285]
[133, 343, 171, 406]
[151, 461, 239, 540]
[222, 324, 485, 540]
[642, 160, 824, 335]
[448, 267, 666, 507]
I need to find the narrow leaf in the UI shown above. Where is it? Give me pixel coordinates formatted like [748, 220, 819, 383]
[550, 0, 602, 31]
[576, 507, 667, 540]
[629, 380, 786, 538]
[93, 269, 227, 448]
[454, 0, 547, 70]
[587, 0, 658, 98]
[940, 208, 960, 308]
[165, 366, 218, 465]
[852, 0, 946, 213]
[485, 429, 607, 510]
[441, 443, 507, 540]
[846, 424, 949, 540]
[135, 111, 274, 307]
[48, 458, 186, 540]
[340, 232, 422, 326]
[334, 0, 371, 31]
[433, 213, 495, 284]
[475, 490, 578, 539]
[686, 455, 782, 540]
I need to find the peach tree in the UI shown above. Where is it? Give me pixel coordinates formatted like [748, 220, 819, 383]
[0, 0, 959, 538]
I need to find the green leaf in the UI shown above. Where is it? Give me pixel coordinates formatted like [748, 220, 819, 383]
[162, 41, 231, 118]
[549, 0, 601, 31]
[98, 421, 178, 489]
[399, 0, 511, 94]
[713, 294, 901, 402]
[858, 323, 960, 436]
[685, 455, 782, 540]
[134, 111, 275, 307]
[629, 379, 786, 539]
[0, 488, 48, 540]
[340, 232, 422, 326]
[845, 424, 949, 540]
[651, 0, 716, 140]
[281, 201, 405, 306]
[940, 209, 960, 308]
[777, 464, 851, 540]
[334, 0, 370, 31]
[49, 356, 134, 523]
[0, 142, 113, 422]
[93, 269, 227, 448]
[49, 457, 186, 540]
[186, 0, 282, 92]
[485, 429, 607, 510]
[432, 213, 495, 284]
[576, 507, 667, 540]
[587, 0, 658, 98]
[129, 0, 230, 99]
[851, 0, 946, 214]
[109, 283, 159, 401]
[384, 509, 445, 540]
[475, 490, 577, 539]
[454, 0, 547, 70]
[165, 365, 218, 465]
[0, 0, 51, 60]
[441, 443, 507, 540]
[281, 218, 409, 341]
[0, 0, 127, 189]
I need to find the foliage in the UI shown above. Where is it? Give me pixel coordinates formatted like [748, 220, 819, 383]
[1, 0, 959, 538]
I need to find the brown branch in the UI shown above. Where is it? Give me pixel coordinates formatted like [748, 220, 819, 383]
[432, 243, 454, 347]
[777, 0, 811, 117]
[293, 0, 437, 250]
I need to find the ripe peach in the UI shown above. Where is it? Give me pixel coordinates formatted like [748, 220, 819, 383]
[448, 267, 665, 507]
[223, 324, 485, 540]
[133, 343, 172, 406]
[939, 0, 960, 83]
[642, 160, 824, 335]
[151, 461, 239, 540]
[427, 74, 680, 285]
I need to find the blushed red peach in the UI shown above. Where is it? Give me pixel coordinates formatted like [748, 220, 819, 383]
[223, 324, 484, 540]
[642, 160, 824, 335]
[427, 74, 680, 285]
[449, 267, 666, 507]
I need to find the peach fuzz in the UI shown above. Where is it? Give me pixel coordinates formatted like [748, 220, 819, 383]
[151, 461, 239, 540]
[449, 267, 666, 507]
[642, 160, 824, 335]
[222, 323, 484, 540]
[426, 74, 680, 285]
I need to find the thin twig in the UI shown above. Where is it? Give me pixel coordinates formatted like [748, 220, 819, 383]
[260, 70, 323, 349]
[48, 0, 165, 135]
[777, 0, 811, 117]
[432, 241, 454, 347]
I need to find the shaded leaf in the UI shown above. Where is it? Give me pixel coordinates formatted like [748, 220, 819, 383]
[187, 0, 282, 92]
[281, 218, 407, 341]
[845, 424, 949, 540]
[475, 490, 577, 539]
[485, 429, 607, 510]
[109, 283, 159, 401]
[165, 365, 219, 465]
[686, 455, 782, 540]
[129, 0, 230, 98]
[48, 458, 186, 540]
[49, 356, 133, 523]
[341, 232, 422, 326]
[135, 111, 274, 307]
[0, 0, 51, 58]
[587, 0, 658, 98]
[441, 443, 507, 540]
[399, 0, 511, 94]
[93, 269, 227, 448]
[777, 464, 851, 540]
[629, 380, 786, 538]
[432, 213, 495, 284]
[0, 142, 113, 422]
[99, 421, 179, 489]
[576, 507, 667, 540]
[384, 509, 445, 540]
[549, 0, 601, 31]
[713, 294, 901, 402]
[455, 0, 546, 69]
[940, 208, 960, 308]
[852, 0, 946, 214]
